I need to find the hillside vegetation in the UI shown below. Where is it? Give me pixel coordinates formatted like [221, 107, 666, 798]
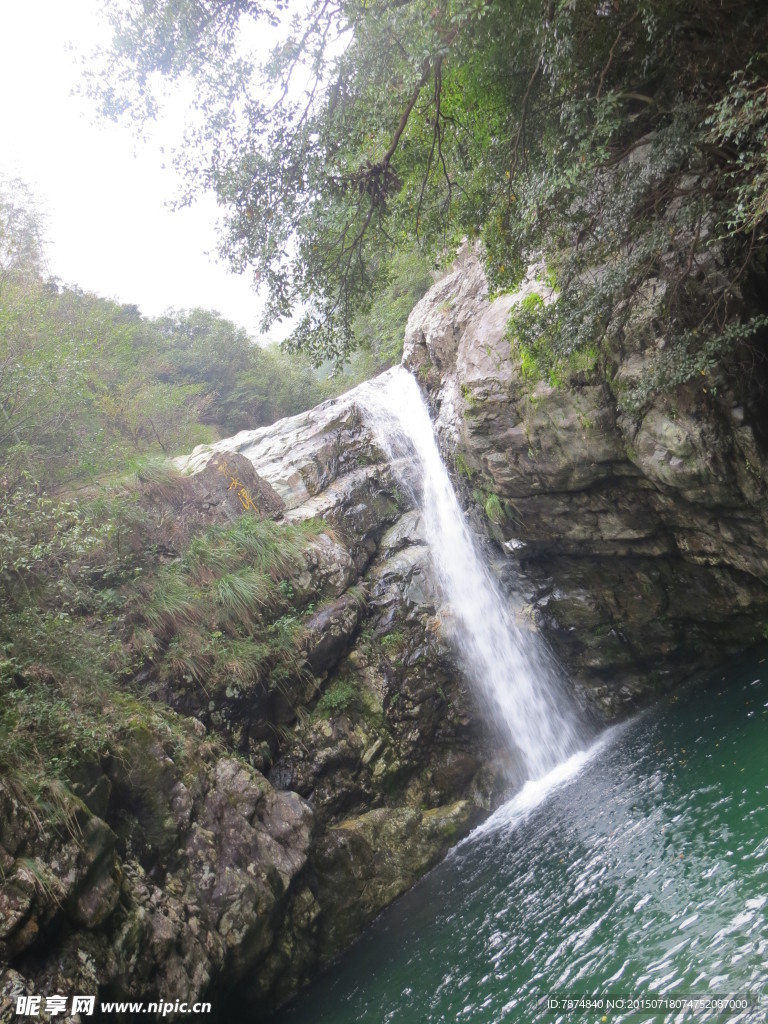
[0, 177, 428, 819]
[94, 0, 768, 396]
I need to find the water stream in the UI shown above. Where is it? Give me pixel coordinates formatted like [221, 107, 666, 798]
[273, 654, 768, 1023]
[273, 368, 767, 1023]
[358, 365, 582, 779]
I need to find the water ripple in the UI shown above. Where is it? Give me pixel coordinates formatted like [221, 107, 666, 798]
[273, 656, 768, 1024]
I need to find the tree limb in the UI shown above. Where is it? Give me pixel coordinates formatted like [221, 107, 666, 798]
[510, 61, 540, 179]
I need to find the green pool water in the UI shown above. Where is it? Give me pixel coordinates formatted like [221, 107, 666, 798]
[272, 652, 768, 1023]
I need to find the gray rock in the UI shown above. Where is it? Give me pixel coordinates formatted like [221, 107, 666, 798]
[408, 251, 768, 716]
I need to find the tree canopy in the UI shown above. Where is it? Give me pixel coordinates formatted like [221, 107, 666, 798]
[93, 0, 768, 376]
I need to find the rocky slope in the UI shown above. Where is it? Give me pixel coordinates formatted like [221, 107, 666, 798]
[404, 248, 768, 716]
[1, 389, 498, 1022]
[6, 247, 768, 1021]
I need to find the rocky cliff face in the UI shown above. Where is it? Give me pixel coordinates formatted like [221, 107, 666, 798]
[403, 249, 768, 717]
[1, 389, 498, 1022]
[176, 401, 500, 1007]
[6, 249, 766, 1021]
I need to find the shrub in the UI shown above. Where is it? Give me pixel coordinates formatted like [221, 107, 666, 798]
[315, 678, 360, 718]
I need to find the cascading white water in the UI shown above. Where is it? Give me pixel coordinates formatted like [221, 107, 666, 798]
[358, 365, 582, 780]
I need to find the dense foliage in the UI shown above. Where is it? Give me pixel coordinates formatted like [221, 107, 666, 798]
[95, 0, 768, 388]
[1, 178, 432, 496]
[0, 176, 400, 810]
[6, 0, 768, 826]
[0, 461, 325, 804]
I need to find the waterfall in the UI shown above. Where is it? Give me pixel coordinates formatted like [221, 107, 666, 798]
[357, 366, 582, 781]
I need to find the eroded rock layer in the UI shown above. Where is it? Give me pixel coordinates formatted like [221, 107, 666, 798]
[1, 390, 497, 1023]
[404, 250, 768, 716]
[6, 250, 767, 1020]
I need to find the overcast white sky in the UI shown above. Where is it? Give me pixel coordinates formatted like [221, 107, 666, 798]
[0, 0, 270, 336]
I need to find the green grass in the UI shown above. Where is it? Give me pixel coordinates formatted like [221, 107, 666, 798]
[454, 452, 474, 481]
[380, 630, 406, 656]
[485, 493, 505, 525]
[135, 520, 328, 698]
[216, 569, 271, 620]
[161, 634, 214, 683]
[315, 678, 361, 718]
[218, 637, 269, 684]
[143, 575, 201, 636]
[0, 465, 332, 819]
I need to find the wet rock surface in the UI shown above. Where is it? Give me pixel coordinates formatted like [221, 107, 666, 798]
[404, 253, 768, 717]
[7, 249, 765, 1018]
[1, 388, 497, 1021]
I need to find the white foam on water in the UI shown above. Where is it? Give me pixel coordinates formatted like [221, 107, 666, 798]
[463, 727, 623, 842]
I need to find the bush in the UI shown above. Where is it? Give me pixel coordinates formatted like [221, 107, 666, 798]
[315, 678, 361, 718]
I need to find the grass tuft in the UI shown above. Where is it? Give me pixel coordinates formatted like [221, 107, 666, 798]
[215, 569, 271, 622]
[143, 575, 200, 636]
